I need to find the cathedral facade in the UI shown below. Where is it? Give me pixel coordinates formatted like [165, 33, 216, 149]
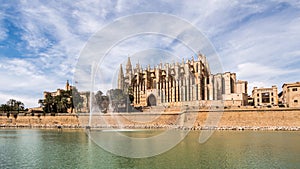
[118, 53, 248, 108]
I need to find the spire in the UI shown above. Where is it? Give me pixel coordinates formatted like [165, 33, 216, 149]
[197, 52, 203, 62]
[119, 64, 124, 77]
[135, 59, 141, 71]
[159, 60, 163, 69]
[126, 57, 132, 71]
[118, 64, 124, 90]
[147, 64, 150, 71]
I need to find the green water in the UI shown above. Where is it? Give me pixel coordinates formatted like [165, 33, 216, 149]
[0, 129, 299, 169]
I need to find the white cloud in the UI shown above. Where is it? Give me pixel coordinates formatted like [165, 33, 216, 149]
[237, 62, 297, 79]
[0, 11, 8, 41]
[219, 4, 299, 57]
[0, 92, 39, 108]
[236, 62, 300, 93]
[0, 27, 7, 41]
[0, 57, 68, 107]
[1, 0, 300, 106]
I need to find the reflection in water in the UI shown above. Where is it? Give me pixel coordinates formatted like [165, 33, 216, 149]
[89, 129, 191, 158]
[0, 129, 299, 169]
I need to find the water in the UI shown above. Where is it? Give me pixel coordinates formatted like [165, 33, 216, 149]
[0, 129, 299, 169]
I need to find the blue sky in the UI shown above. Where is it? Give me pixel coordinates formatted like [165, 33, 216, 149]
[0, 0, 300, 108]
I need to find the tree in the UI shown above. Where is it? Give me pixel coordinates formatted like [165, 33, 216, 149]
[43, 93, 53, 113]
[5, 99, 24, 113]
[38, 99, 46, 116]
[95, 90, 109, 113]
[107, 89, 127, 112]
[100, 95, 109, 113]
[54, 95, 62, 113]
[38, 85, 85, 114]
[127, 86, 134, 103]
[38, 99, 44, 107]
[0, 104, 10, 117]
[95, 90, 104, 109]
[7, 99, 16, 112]
[0, 104, 11, 117]
[15, 101, 24, 114]
[1, 99, 24, 119]
[72, 87, 83, 113]
[0, 104, 9, 113]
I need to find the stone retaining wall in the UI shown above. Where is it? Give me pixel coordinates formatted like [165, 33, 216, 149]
[1, 108, 300, 130]
[0, 114, 80, 128]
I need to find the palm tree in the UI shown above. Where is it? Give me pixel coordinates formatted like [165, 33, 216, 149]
[7, 99, 16, 113]
[63, 90, 72, 113]
[72, 87, 83, 113]
[0, 104, 9, 114]
[38, 99, 44, 107]
[53, 95, 60, 113]
[44, 93, 53, 113]
[38, 99, 46, 116]
[15, 101, 23, 114]
[3, 99, 24, 118]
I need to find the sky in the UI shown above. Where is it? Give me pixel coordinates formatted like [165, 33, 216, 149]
[0, 0, 300, 108]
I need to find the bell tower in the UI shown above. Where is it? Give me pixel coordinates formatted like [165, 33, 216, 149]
[65, 80, 70, 91]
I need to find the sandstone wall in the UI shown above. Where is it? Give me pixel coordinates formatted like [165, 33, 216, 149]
[78, 110, 300, 128]
[0, 114, 80, 127]
[217, 111, 300, 127]
[1, 108, 300, 129]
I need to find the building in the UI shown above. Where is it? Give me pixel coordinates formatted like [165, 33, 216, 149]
[222, 80, 248, 107]
[42, 81, 90, 113]
[42, 80, 73, 113]
[252, 86, 278, 107]
[278, 91, 283, 105]
[282, 82, 300, 108]
[223, 93, 248, 107]
[248, 95, 254, 106]
[43, 80, 73, 98]
[117, 53, 248, 108]
[237, 80, 248, 94]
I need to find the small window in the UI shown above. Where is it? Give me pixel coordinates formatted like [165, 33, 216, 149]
[271, 92, 273, 96]
[261, 92, 270, 103]
[257, 98, 259, 102]
[271, 98, 274, 102]
[257, 93, 259, 97]
[293, 88, 298, 91]
[294, 100, 298, 103]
